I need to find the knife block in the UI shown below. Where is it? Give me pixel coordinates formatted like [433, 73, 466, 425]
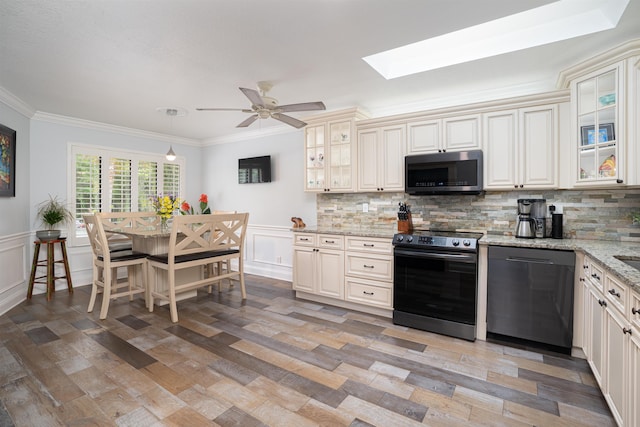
[397, 213, 412, 234]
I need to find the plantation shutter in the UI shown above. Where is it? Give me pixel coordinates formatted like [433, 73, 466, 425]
[109, 158, 132, 213]
[163, 162, 181, 198]
[75, 153, 102, 234]
[138, 160, 158, 212]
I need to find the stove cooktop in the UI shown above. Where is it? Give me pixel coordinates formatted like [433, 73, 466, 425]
[392, 229, 484, 250]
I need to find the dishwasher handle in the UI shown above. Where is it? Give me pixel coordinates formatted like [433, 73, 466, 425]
[505, 256, 554, 265]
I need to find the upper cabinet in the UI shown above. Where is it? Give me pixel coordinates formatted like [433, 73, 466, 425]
[557, 40, 640, 188]
[483, 104, 560, 190]
[407, 114, 480, 154]
[573, 65, 622, 186]
[304, 108, 367, 193]
[357, 124, 406, 192]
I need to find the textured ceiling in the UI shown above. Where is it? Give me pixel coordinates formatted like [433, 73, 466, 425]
[1, 0, 639, 143]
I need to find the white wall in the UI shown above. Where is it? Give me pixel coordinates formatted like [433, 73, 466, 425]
[202, 130, 316, 228]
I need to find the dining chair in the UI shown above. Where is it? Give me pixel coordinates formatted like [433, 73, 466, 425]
[83, 214, 149, 319]
[147, 212, 249, 322]
[208, 210, 238, 291]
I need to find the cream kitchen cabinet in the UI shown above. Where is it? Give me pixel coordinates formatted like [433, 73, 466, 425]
[579, 254, 639, 426]
[344, 236, 393, 310]
[483, 105, 558, 190]
[304, 109, 367, 193]
[292, 233, 344, 299]
[558, 42, 640, 188]
[357, 124, 405, 192]
[407, 114, 480, 154]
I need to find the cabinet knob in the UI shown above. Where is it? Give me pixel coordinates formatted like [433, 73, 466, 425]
[632, 307, 640, 315]
[519, 184, 524, 188]
[623, 327, 633, 335]
[514, 185, 518, 189]
[616, 179, 623, 184]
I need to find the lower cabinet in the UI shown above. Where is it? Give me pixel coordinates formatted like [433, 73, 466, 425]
[580, 254, 638, 426]
[293, 232, 393, 314]
[293, 233, 344, 299]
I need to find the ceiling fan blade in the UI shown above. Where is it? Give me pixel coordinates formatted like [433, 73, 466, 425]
[239, 87, 265, 108]
[278, 101, 326, 113]
[271, 113, 307, 129]
[196, 108, 253, 113]
[236, 114, 259, 128]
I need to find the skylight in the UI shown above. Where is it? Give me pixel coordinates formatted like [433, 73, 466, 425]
[363, 0, 630, 79]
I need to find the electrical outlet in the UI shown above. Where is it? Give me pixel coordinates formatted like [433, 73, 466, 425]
[363, 203, 369, 213]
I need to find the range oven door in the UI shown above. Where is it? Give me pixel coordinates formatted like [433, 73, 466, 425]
[393, 247, 478, 340]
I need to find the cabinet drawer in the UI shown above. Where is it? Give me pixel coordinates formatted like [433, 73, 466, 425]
[345, 236, 392, 254]
[294, 233, 316, 247]
[630, 292, 640, 329]
[345, 253, 393, 281]
[605, 274, 627, 315]
[345, 278, 392, 309]
[587, 258, 604, 291]
[318, 234, 344, 250]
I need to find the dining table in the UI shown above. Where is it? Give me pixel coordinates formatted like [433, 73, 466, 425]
[111, 225, 200, 304]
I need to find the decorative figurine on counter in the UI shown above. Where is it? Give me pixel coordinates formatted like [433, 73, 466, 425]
[291, 217, 306, 228]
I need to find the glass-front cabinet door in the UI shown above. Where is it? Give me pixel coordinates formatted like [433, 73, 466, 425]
[328, 120, 353, 190]
[305, 124, 325, 191]
[576, 67, 620, 184]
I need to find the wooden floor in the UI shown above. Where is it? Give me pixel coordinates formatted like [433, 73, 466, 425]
[0, 275, 615, 426]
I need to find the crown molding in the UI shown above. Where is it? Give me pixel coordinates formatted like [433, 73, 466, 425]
[0, 86, 36, 118]
[31, 111, 201, 146]
[556, 38, 640, 89]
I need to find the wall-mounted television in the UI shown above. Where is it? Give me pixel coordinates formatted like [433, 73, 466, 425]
[238, 155, 271, 184]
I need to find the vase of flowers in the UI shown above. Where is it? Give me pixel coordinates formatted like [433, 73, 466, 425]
[180, 193, 211, 215]
[151, 194, 180, 230]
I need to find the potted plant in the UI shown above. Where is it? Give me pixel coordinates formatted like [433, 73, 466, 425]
[35, 195, 74, 241]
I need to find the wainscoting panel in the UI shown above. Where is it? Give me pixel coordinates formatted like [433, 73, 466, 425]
[243, 225, 293, 282]
[0, 232, 31, 315]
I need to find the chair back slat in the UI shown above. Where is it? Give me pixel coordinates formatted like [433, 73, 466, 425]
[168, 213, 249, 259]
[83, 214, 109, 259]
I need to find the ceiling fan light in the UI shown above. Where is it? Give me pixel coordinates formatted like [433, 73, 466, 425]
[258, 110, 271, 119]
[166, 145, 176, 161]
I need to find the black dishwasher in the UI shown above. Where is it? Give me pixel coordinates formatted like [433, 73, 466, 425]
[487, 246, 575, 353]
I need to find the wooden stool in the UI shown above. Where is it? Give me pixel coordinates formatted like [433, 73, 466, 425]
[27, 238, 73, 300]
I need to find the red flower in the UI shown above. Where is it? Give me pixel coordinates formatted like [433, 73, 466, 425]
[181, 201, 191, 212]
[199, 194, 208, 204]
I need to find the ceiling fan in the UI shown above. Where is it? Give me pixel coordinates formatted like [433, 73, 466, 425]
[196, 81, 326, 129]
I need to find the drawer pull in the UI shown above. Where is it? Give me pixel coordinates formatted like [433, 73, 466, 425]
[623, 328, 633, 335]
[364, 244, 375, 247]
[598, 299, 607, 307]
[363, 291, 374, 296]
[300, 238, 310, 241]
[363, 264, 374, 269]
[591, 273, 601, 280]
[325, 240, 335, 244]
[608, 289, 621, 298]
[632, 307, 640, 315]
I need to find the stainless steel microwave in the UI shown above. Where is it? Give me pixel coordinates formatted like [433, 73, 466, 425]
[405, 150, 483, 195]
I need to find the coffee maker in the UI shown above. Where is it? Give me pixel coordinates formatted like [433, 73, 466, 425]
[516, 199, 546, 238]
[516, 199, 536, 238]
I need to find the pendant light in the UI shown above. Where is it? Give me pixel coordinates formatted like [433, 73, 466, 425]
[156, 107, 187, 161]
[166, 145, 176, 161]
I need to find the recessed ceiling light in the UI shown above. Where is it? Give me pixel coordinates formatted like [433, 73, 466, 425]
[363, 0, 630, 79]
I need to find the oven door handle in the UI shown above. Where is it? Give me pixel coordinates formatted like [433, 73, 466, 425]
[394, 248, 476, 263]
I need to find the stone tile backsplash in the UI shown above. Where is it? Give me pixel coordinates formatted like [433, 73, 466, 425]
[317, 189, 640, 242]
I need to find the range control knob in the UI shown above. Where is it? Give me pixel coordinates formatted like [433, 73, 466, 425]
[406, 236, 414, 243]
[452, 239, 460, 246]
[396, 235, 404, 242]
[463, 239, 471, 246]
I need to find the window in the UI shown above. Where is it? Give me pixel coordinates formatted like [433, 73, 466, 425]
[70, 144, 185, 245]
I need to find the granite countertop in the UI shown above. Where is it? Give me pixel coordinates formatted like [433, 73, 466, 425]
[291, 226, 640, 293]
[292, 225, 396, 239]
[481, 235, 640, 293]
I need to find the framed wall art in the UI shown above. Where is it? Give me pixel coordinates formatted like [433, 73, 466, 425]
[0, 123, 16, 197]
